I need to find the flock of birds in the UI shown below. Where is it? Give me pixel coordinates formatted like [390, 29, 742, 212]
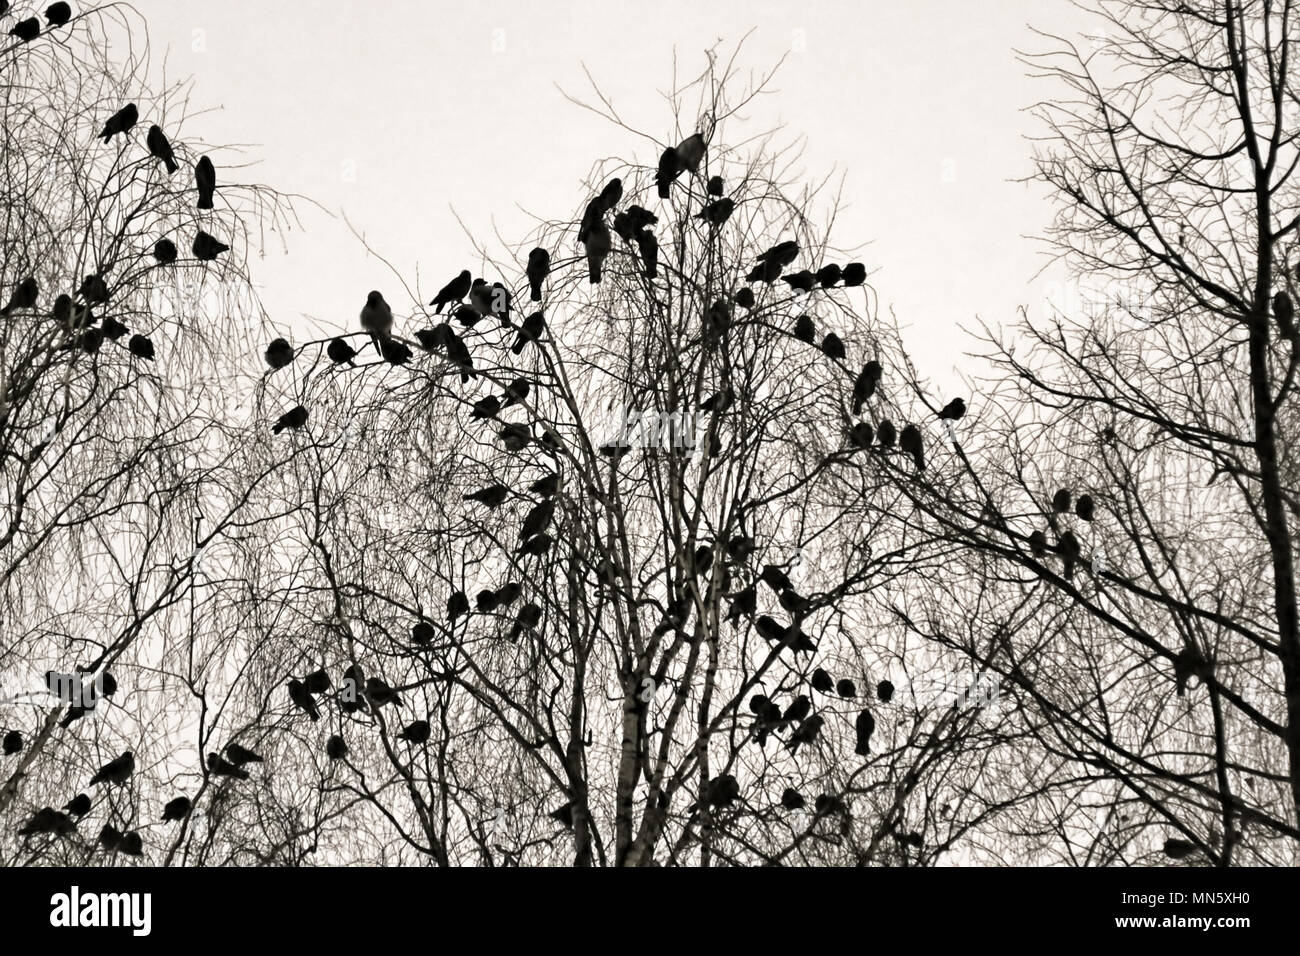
[3, 1, 70, 41]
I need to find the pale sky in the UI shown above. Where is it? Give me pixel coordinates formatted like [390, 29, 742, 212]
[127, 0, 1098, 382]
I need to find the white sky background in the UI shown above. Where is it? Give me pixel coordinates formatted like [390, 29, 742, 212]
[125, 0, 1102, 385]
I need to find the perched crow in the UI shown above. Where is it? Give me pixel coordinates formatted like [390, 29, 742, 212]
[287, 678, 319, 720]
[549, 802, 574, 829]
[757, 241, 799, 267]
[430, 270, 472, 313]
[101, 316, 129, 340]
[2, 730, 22, 755]
[726, 586, 756, 623]
[195, 155, 216, 209]
[476, 589, 500, 613]
[516, 534, 553, 556]
[99, 825, 124, 852]
[526, 247, 550, 302]
[635, 229, 658, 279]
[471, 395, 501, 420]
[46, 3, 72, 27]
[734, 287, 755, 310]
[463, 484, 510, 509]
[794, 314, 815, 343]
[841, 262, 866, 286]
[519, 500, 555, 540]
[696, 198, 734, 226]
[397, 720, 431, 745]
[224, 743, 263, 766]
[822, 333, 845, 360]
[1075, 494, 1095, 522]
[1056, 531, 1081, 580]
[304, 668, 330, 693]
[787, 714, 824, 753]
[577, 197, 605, 244]
[759, 564, 792, 593]
[783, 270, 816, 293]
[192, 230, 229, 260]
[495, 582, 522, 606]
[836, 678, 857, 699]
[726, 534, 756, 561]
[499, 422, 532, 452]
[19, 807, 74, 837]
[1163, 838, 1197, 860]
[852, 361, 882, 413]
[508, 603, 542, 641]
[876, 420, 897, 448]
[365, 677, 402, 709]
[503, 377, 530, 407]
[78, 273, 110, 304]
[782, 695, 811, 724]
[597, 177, 623, 212]
[207, 752, 249, 780]
[127, 334, 154, 360]
[700, 774, 740, 809]
[512, 310, 545, 355]
[152, 238, 178, 265]
[340, 663, 366, 714]
[701, 388, 735, 414]
[1274, 291, 1296, 339]
[122, 831, 144, 857]
[327, 337, 357, 365]
[411, 621, 436, 645]
[89, 751, 134, 787]
[448, 589, 470, 623]
[676, 132, 706, 173]
[815, 264, 842, 287]
[938, 398, 966, 420]
[9, 17, 40, 42]
[585, 219, 612, 284]
[1052, 488, 1072, 513]
[854, 709, 875, 755]
[747, 259, 783, 284]
[811, 668, 834, 694]
[146, 124, 178, 173]
[899, 424, 925, 471]
[780, 788, 805, 810]
[1, 276, 38, 316]
[378, 338, 412, 365]
[453, 303, 483, 328]
[778, 588, 809, 616]
[98, 103, 138, 141]
[161, 796, 191, 822]
[265, 337, 293, 369]
[272, 404, 308, 434]
[1028, 530, 1048, 559]
[529, 472, 560, 497]
[63, 793, 91, 817]
[876, 679, 894, 703]
[326, 735, 348, 760]
[849, 422, 874, 450]
[655, 147, 682, 198]
[815, 794, 846, 816]
[359, 289, 393, 340]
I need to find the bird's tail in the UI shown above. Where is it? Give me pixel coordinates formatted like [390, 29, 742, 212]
[530, 285, 542, 302]
[657, 180, 670, 199]
[511, 337, 527, 356]
[589, 261, 602, 284]
[198, 195, 213, 210]
[271, 421, 286, 435]
[165, 157, 179, 175]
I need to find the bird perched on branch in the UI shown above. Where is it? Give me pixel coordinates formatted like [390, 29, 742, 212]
[1028, 530, 1048, 559]
[359, 290, 393, 345]
[430, 270, 472, 313]
[854, 709, 875, 755]
[526, 248, 550, 302]
[326, 735, 348, 760]
[655, 147, 682, 198]
[1052, 488, 1072, 513]
[849, 421, 874, 450]
[815, 264, 842, 288]
[519, 500, 555, 541]
[19, 807, 74, 837]
[780, 788, 805, 810]
[3, 730, 23, 755]
[63, 793, 90, 817]
[1274, 290, 1296, 339]
[1075, 494, 1095, 522]
[676, 132, 706, 173]
[207, 752, 249, 780]
[696, 198, 734, 226]
[89, 751, 134, 787]
[512, 310, 545, 355]
[224, 743, 263, 766]
[9, 17, 40, 42]
[397, 720, 431, 745]
[366, 677, 402, 709]
[787, 714, 824, 753]
[509, 603, 542, 641]
[584, 219, 611, 284]
[287, 678, 319, 720]
[146, 125, 178, 174]
[811, 668, 834, 694]
[707, 175, 724, 196]
[822, 333, 845, 360]
[272, 404, 307, 434]
[195, 155, 216, 209]
[635, 228, 658, 279]
[45, 3, 71, 27]
[161, 796, 191, 822]
[876, 419, 897, 449]
[327, 337, 357, 365]
[464, 483, 510, 509]
[1056, 530, 1081, 580]
[836, 679, 857, 699]
[841, 262, 866, 286]
[899, 424, 925, 471]
[1, 277, 38, 316]
[783, 270, 815, 293]
[938, 398, 966, 420]
[876, 680, 894, 703]
[152, 238, 178, 265]
[127, 333, 154, 360]
[265, 338, 293, 370]
[192, 230, 229, 260]
[794, 314, 815, 343]
[597, 176, 623, 213]
[98, 103, 138, 141]
[852, 360, 882, 413]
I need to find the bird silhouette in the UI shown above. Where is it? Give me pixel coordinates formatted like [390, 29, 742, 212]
[696, 198, 734, 226]
[938, 398, 966, 420]
[899, 424, 925, 471]
[1029, 530, 1048, 559]
[1163, 838, 1196, 860]
[854, 709, 875, 755]
[585, 219, 612, 284]
[101, 316, 129, 340]
[463, 484, 510, 509]
[305, 669, 332, 694]
[841, 262, 866, 286]
[326, 735, 348, 760]
[1274, 290, 1297, 340]
[224, 743, 263, 766]
[1075, 494, 1095, 521]
[822, 333, 845, 360]
[526, 248, 550, 302]
[327, 337, 357, 365]
[127, 333, 154, 360]
[45, 3, 71, 26]
[508, 603, 542, 641]
[3, 730, 23, 755]
[811, 668, 834, 694]
[430, 270, 472, 313]
[19, 807, 74, 837]
[503, 377, 530, 407]
[787, 714, 824, 753]
[876, 420, 897, 449]
[340, 663, 366, 714]
[655, 147, 682, 198]
[272, 404, 307, 434]
[635, 229, 658, 279]
[161, 796, 191, 822]
[495, 582, 522, 606]
[759, 564, 792, 593]
[359, 290, 393, 345]
[516, 534, 553, 556]
[780, 788, 805, 810]
[734, 287, 755, 310]
[849, 421, 874, 449]
[476, 589, 500, 613]
[836, 678, 857, 699]
[89, 751, 134, 787]
[577, 197, 605, 244]
[471, 395, 501, 420]
[207, 752, 249, 780]
[852, 361, 882, 413]
[529, 472, 560, 497]
[98, 103, 138, 141]
[700, 774, 740, 809]
[365, 677, 402, 709]
[152, 238, 178, 265]
[265, 338, 293, 370]
[448, 589, 470, 623]
[397, 720, 431, 745]
[195, 155, 215, 209]
[192, 230, 229, 260]
[782, 695, 811, 724]
[707, 175, 724, 196]
[726, 586, 757, 623]
[146, 125, 178, 174]
[1052, 488, 1072, 513]
[701, 388, 735, 413]
[676, 132, 706, 173]
[512, 310, 546, 355]
[378, 338, 412, 365]
[1056, 531, 1081, 580]
[814, 794, 846, 816]
[876, 680, 894, 703]
[99, 825, 124, 852]
[783, 271, 815, 293]
[499, 423, 532, 452]
[794, 314, 815, 343]
[63, 793, 90, 817]
[411, 621, 436, 645]
[519, 500, 555, 540]
[597, 177, 623, 213]
[287, 678, 319, 720]
[1, 277, 38, 316]
[815, 264, 842, 287]
[78, 273, 109, 304]
[9, 17, 40, 42]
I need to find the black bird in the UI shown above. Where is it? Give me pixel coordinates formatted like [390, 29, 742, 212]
[98, 103, 138, 141]
[499, 422, 532, 452]
[9, 17, 40, 41]
[529, 472, 560, 497]
[161, 796, 191, 822]
[759, 564, 792, 593]
[99, 825, 124, 852]
[503, 377, 530, 406]
[778, 588, 808, 616]
[224, 743, 263, 766]
[207, 752, 249, 780]
[192, 230, 229, 260]
[597, 177, 623, 212]
[519, 500, 555, 540]
[577, 196, 604, 244]
[152, 238, 178, 265]
[694, 544, 714, 574]
[127, 333, 154, 360]
[195, 155, 215, 209]
[63, 793, 90, 817]
[822, 332, 845, 360]
[397, 720, 431, 745]
[378, 337, 412, 365]
[411, 621, 436, 645]
[783, 270, 815, 293]
[854, 709, 875, 755]
[272, 404, 308, 434]
[700, 388, 735, 414]
[700, 774, 740, 809]
[726, 534, 756, 561]
[452, 303, 483, 328]
[516, 534, 553, 557]
[655, 147, 682, 198]
[101, 316, 129, 340]
[512, 310, 545, 355]
[836, 678, 857, 699]
[899, 424, 925, 471]
[938, 398, 966, 420]
[635, 228, 658, 279]
[1028, 529, 1048, 559]
[876, 419, 897, 449]
[726, 586, 756, 623]
[19, 807, 74, 837]
[46, 3, 72, 26]
[326, 735, 348, 760]
[1057, 531, 1081, 580]
[89, 751, 134, 786]
[358, 289, 393, 343]
[327, 337, 357, 365]
[495, 582, 522, 606]
[757, 241, 800, 267]
[1163, 838, 1197, 860]
[287, 678, 319, 720]
[734, 287, 755, 310]
[508, 603, 542, 641]
[794, 314, 815, 343]
[707, 175, 724, 196]
[146, 124, 178, 174]
[365, 677, 402, 709]
[676, 132, 706, 173]
[340, 663, 366, 714]
[463, 484, 510, 509]
[1052, 488, 1072, 513]
[811, 668, 834, 694]
[78, 273, 110, 304]
[1075, 494, 1095, 522]
[780, 788, 805, 810]
[815, 264, 842, 287]
[77, 327, 103, 354]
[814, 794, 846, 816]
[526, 247, 550, 302]
[121, 832, 143, 856]
[841, 262, 866, 286]
[265, 337, 293, 369]
[3, 730, 23, 755]
[782, 695, 811, 724]
[1274, 291, 1296, 339]
[696, 198, 734, 226]
[787, 714, 824, 753]
[849, 421, 874, 449]
[476, 589, 500, 612]
[585, 219, 611, 284]
[1, 277, 38, 316]
[549, 802, 574, 829]
[852, 361, 882, 413]
[471, 395, 501, 420]
[448, 589, 470, 623]
[625, 205, 657, 232]
[430, 270, 472, 313]
[876, 679, 894, 703]
[747, 259, 783, 284]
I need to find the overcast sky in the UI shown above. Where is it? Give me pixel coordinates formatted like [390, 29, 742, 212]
[127, 0, 1099, 382]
